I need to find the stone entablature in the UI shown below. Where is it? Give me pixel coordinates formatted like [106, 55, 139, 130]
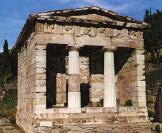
[35, 22, 143, 40]
[33, 22, 143, 49]
[16, 6, 147, 49]
[16, 6, 149, 133]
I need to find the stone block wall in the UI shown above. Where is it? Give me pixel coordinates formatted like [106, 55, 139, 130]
[17, 41, 36, 132]
[116, 50, 136, 106]
[56, 73, 66, 106]
[135, 49, 147, 107]
[34, 44, 47, 111]
[116, 48, 147, 108]
[79, 56, 90, 83]
[90, 74, 104, 105]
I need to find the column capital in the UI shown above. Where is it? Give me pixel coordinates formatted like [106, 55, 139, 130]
[68, 46, 81, 51]
[136, 47, 145, 50]
[103, 46, 117, 52]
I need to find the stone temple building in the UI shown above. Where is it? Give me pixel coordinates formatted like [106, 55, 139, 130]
[16, 6, 149, 132]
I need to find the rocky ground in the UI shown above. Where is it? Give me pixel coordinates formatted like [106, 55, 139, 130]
[0, 79, 17, 103]
[0, 117, 24, 133]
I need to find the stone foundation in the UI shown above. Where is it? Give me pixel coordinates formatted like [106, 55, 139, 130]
[16, 106, 148, 132]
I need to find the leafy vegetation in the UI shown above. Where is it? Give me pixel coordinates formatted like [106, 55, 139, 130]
[144, 9, 162, 64]
[0, 40, 17, 85]
[144, 9, 162, 121]
[0, 89, 17, 123]
[146, 64, 162, 88]
[0, 40, 18, 123]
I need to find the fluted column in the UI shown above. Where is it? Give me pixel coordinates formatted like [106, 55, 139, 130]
[68, 47, 81, 109]
[104, 46, 116, 108]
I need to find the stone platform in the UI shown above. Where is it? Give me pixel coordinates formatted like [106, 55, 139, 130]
[33, 107, 148, 125]
[35, 123, 154, 133]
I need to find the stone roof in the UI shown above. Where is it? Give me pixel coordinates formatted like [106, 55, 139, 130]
[16, 6, 148, 48]
[35, 6, 146, 25]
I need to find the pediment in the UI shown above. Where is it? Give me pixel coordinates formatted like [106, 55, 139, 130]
[69, 14, 111, 22]
[36, 6, 144, 24]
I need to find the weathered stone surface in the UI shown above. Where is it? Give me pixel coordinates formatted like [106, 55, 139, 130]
[34, 123, 154, 133]
[90, 74, 104, 104]
[40, 121, 53, 127]
[68, 74, 80, 92]
[56, 73, 66, 105]
[16, 6, 148, 133]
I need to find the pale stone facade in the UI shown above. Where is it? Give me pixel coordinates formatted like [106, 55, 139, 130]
[16, 6, 149, 133]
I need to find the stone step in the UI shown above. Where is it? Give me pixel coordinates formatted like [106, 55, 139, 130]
[40, 115, 120, 125]
[37, 122, 153, 133]
[39, 114, 149, 126]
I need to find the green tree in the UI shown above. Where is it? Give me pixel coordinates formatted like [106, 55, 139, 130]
[144, 9, 162, 63]
[2, 40, 11, 82]
[10, 46, 18, 76]
[3, 40, 9, 56]
[0, 53, 3, 85]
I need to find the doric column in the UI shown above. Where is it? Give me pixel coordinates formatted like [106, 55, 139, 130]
[104, 46, 116, 108]
[68, 46, 81, 109]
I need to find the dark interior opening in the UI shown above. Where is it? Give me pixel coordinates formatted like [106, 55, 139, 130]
[115, 47, 134, 75]
[46, 45, 106, 108]
[46, 44, 67, 108]
[81, 83, 90, 107]
[89, 46, 104, 74]
[80, 46, 104, 107]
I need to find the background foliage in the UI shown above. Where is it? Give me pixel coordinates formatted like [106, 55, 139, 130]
[144, 9, 162, 64]
[0, 40, 17, 85]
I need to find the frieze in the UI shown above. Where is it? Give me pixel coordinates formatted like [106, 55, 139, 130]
[80, 27, 91, 36]
[98, 28, 105, 33]
[65, 25, 73, 31]
[88, 27, 97, 37]
[36, 23, 142, 40]
[112, 29, 123, 38]
[137, 32, 143, 40]
[105, 28, 113, 37]
[128, 31, 137, 39]
[128, 31, 143, 40]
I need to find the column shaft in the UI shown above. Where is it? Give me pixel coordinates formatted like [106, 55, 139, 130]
[68, 48, 81, 108]
[68, 49, 79, 74]
[104, 49, 116, 108]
